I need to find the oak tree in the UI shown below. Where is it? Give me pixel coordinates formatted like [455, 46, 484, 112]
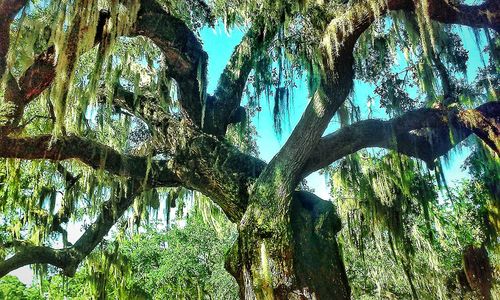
[0, 0, 498, 298]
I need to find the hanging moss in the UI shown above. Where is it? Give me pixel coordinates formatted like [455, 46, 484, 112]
[331, 151, 438, 249]
[328, 150, 498, 298]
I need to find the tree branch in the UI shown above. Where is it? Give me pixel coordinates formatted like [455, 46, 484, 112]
[18, 46, 57, 102]
[425, 0, 499, 32]
[134, 0, 207, 127]
[254, 1, 377, 196]
[0, 134, 180, 187]
[303, 101, 500, 176]
[204, 26, 276, 135]
[0, 9, 110, 135]
[0, 0, 28, 76]
[256, 0, 499, 194]
[0, 182, 141, 277]
[0, 244, 77, 278]
[109, 84, 173, 128]
[385, 0, 500, 31]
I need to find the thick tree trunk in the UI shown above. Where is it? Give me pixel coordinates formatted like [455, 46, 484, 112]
[226, 191, 350, 299]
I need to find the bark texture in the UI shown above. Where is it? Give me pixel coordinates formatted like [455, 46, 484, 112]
[226, 191, 349, 299]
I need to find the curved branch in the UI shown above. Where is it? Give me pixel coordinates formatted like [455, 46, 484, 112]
[0, 244, 76, 278]
[303, 101, 500, 176]
[0, 182, 141, 277]
[0, 47, 57, 135]
[424, 0, 499, 32]
[134, 0, 207, 127]
[385, 0, 499, 31]
[0, 9, 110, 135]
[255, 1, 378, 195]
[257, 0, 499, 193]
[0, 134, 180, 187]
[0, 0, 29, 135]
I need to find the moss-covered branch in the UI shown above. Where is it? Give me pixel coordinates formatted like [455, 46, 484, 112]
[134, 0, 208, 127]
[99, 85, 268, 221]
[205, 26, 276, 136]
[254, 1, 378, 200]
[303, 101, 500, 176]
[0, 9, 110, 135]
[423, 0, 499, 32]
[109, 84, 173, 128]
[0, 0, 30, 135]
[255, 0, 499, 197]
[0, 183, 141, 277]
[385, 0, 499, 31]
[0, 134, 180, 187]
[0, 244, 77, 278]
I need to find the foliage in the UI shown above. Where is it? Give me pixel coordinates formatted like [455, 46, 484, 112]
[328, 151, 500, 299]
[24, 209, 237, 300]
[120, 212, 237, 299]
[0, 276, 42, 300]
[0, 0, 499, 297]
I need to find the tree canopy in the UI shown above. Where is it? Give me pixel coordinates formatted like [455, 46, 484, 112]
[0, 0, 499, 299]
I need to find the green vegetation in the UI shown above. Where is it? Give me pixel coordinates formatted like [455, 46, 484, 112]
[1, 205, 237, 299]
[328, 145, 499, 299]
[3, 159, 497, 299]
[0, 276, 41, 300]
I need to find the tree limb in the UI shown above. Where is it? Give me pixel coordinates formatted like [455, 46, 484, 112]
[385, 0, 499, 31]
[134, 0, 207, 127]
[110, 84, 173, 128]
[0, 0, 28, 76]
[303, 101, 500, 176]
[256, 0, 499, 195]
[0, 182, 141, 277]
[0, 244, 77, 278]
[0, 46, 57, 136]
[424, 0, 499, 32]
[205, 26, 276, 135]
[0, 9, 110, 135]
[0, 134, 180, 187]
[254, 1, 377, 196]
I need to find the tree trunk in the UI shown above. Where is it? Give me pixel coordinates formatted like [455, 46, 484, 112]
[226, 191, 350, 299]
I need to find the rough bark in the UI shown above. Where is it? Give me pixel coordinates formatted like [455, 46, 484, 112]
[226, 191, 349, 299]
[425, 0, 500, 32]
[304, 101, 500, 174]
[134, 0, 208, 127]
[463, 245, 493, 300]
[222, 4, 376, 297]
[0, 134, 180, 187]
[206, 26, 276, 136]
[162, 121, 266, 222]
